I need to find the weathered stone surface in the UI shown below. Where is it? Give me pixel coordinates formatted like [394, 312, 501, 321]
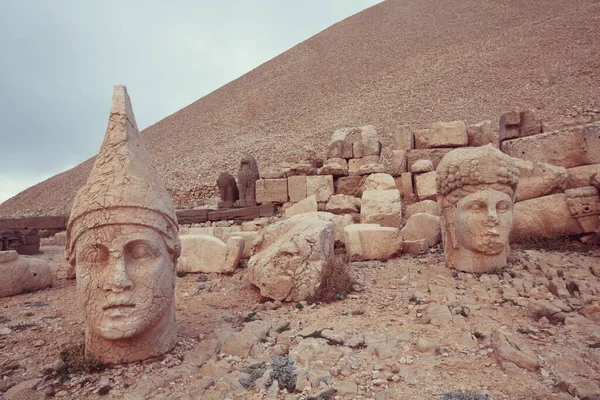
[436, 145, 519, 273]
[414, 171, 437, 201]
[511, 194, 586, 241]
[391, 149, 407, 176]
[238, 155, 260, 206]
[327, 127, 362, 159]
[335, 176, 364, 197]
[280, 161, 316, 177]
[565, 186, 600, 233]
[186, 338, 221, 366]
[217, 172, 239, 208]
[519, 109, 542, 138]
[325, 194, 360, 214]
[65, 86, 180, 365]
[400, 172, 414, 201]
[2, 378, 44, 400]
[492, 331, 540, 371]
[284, 195, 318, 218]
[225, 231, 259, 259]
[392, 125, 414, 151]
[401, 213, 441, 246]
[287, 212, 353, 245]
[352, 125, 381, 158]
[414, 121, 468, 149]
[501, 122, 600, 168]
[348, 156, 380, 175]
[306, 175, 334, 203]
[178, 234, 243, 274]
[467, 120, 494, 147]
[423, 303, 452, 326]
[557, 377, 600, 400]
[403, 238, 429, 255]
[221, 320, 270, 357]
[356, 163, 386, 176]
[248, 218, 337, 302]
[410, 159, 434, 173]
[567, 164, 600, 189]
[360, 189, 402, 227]
[407, 148, 452, 171]
[0, 251, 52, 298]
[343, 224, 402, 261]
[406, 200, 440, 218]
[318, 158, 348, 177]
[256, 179, 288, 204]
[511, 157, 568, 202]
[287, 176, 307, 203]
[261, 167, 284, 179]
[363, 173, 396, 191]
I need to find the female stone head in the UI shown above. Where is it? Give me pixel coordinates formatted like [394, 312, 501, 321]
[436, 145, 519, 273]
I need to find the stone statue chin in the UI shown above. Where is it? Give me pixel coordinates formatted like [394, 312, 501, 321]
[436, 145, 520, 274]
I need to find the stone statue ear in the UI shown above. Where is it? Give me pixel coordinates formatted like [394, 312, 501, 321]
[440, 198, 459, 250]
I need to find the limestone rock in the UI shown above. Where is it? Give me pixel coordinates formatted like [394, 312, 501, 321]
[343, 224, 402, 261]
[360, 189, 402, 227]
[399, 172, 414, 201]
[392, 125, 415, 151]
[403, 238, 429, 255]
[363, 173, 396, 191]
[414, 171, 437, 201]
[410, 159, 434, 173]
[348, 156, 380, 175]
[284, 195, 318, 218]
[318, 158, 348, 177]
[492, 331, 540, 371]
[325, 194, 360, 214]
[287, 176, 307, 203]
[511, 157, 568, 202]
[352, 125, 381, 158]
[335, 176, 364, 197]
[261, 167, 284, 179]
[178, 235, 243, 274]
[225, 231, 259, 259]
[0, 251, 52, 298]
[248, 218, 337, 301]
[327, 127, 362, 159]
[2, 378, 44, 400]
[407, 149, 453, 171]
[557, 377, 600, 400]
[406, 200, 440, 218]
[467, 120, 494, 147]
[306, 175, 334, 203]
[221, 320, 271, 357]
[423, 303, 452, 326]
[391, 150, 407, 176]
[401, 213, 441, 246]
[567, 164, 600, 189]
[287, 211, 353, 245]
[256, 179, 288, 204]
[414, 121, 468, 149]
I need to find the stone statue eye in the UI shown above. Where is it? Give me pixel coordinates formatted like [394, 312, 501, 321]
[82, 244, 108, 265]
[129, 243, 157, 260]
[467, 202, 483, 211]
[497, 201, 510, 213]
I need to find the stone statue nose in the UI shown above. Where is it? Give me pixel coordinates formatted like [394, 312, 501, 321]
[103, 253, 133, 292]
[486, 206, 499, 224]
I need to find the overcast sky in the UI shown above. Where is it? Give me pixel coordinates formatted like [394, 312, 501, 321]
[0, 0, 380, 204]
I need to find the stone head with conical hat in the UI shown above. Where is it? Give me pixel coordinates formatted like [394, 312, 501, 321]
[66, 85, 179, 364]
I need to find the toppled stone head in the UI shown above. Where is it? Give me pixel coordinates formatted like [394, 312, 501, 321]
[65, 85, 180, 364]
[436, 145, 519, 273]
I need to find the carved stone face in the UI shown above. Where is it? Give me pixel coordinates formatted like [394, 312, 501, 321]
[75, 224, 175, 340]
[453, 189, 513, 255]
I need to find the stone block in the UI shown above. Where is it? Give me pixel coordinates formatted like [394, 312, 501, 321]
[403, 239, 429, 255]
[261, 167, 285, 179]
[280, 162, 316, 177]
[511, 157, 568, 202]
[391, 150, 407, 176]
[178, 235, 243, 274]
[287, 211, 353, 245]
[567, 164, 600, 189]
[503, 110, 521, 126]
[414, 171, 437, 201]
[363, 173, 396, 191]
[356, 163, 386, 176]
[287, 175, 307, 203]
[410, 159, 434, 173]
[519, 110, 542, 138]
[401, 213, 441, 246]
[256, 179, 288, 204]
[335, 176, 364, 197]
[306, 175, 334, 202]
[348, 155, 380, 175]
[392, 125, 415, 151]
[352, 125, 381, 158]
[414, 121, 468, 149]
[467, 120, 494, 147]
[400, 172, 414, 201]
[325, 194, 360, 214]
[318, 158, 348, 176]
[327, 127, 361, 159]
[407, 148, 452, 171]
[343, 224, 402, 261]
[501, 122, 600, 168]
[360, 189, 402, 227]
[406, 200, 440, 218]
[225, 231, 259, 259]
[284, 195, 318, 218]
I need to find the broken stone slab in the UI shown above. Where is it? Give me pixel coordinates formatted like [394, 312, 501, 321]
[501, 122, 600, 168]
[178, 234, 244, 274]
[0, 251, 52, 298]
[467, 120, 494, 147]
[414, 171, 437, 201]
[343, 224, 402, 261]
[401, 213, 441, 247]
[407, 148, 452, 171]
[284, 195, 318, 218]
[567, 164, 600, 189]
[414, 121, 468, 149]
[325, 194, 360, 214]
[360, 189, 402, 227]
[405, 200, 440, 218]
[306, 175, 334, 203]
[363, 173, 396, 191]
[256, 179, 289, 204]
[511, 157, 568, 202]
[410, 159, 434, 173]
[287, 175, 307, 203]
[491, 330, 540, 371]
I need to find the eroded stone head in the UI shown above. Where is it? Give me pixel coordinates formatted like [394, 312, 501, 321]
[436, 145, 519, 273]
[65, 85, 179, 364]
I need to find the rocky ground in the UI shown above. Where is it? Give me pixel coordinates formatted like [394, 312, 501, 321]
[1, 241, 599, 400]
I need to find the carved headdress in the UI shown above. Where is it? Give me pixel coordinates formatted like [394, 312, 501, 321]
[65, 85, 180, 264]
[436, 144, 520, 206]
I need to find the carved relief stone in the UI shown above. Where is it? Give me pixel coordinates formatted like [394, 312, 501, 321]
[436, 145, 519, 273]
[217, 172, 239, 209]
[65, 86, 180, 364]
[237, 155, 260, 206]
[565, 186, 600, 233]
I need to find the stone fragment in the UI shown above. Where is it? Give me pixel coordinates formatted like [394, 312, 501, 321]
[2, 378, 44, 400]
[256, 179, 288, 204]
[565, 186, 600, 233]
[392, 125, 415, 151]
[406, 200, 440, 218]
[348, 156, 381, 175]
[414, 171, 437, 201]
[407, 148, 452, 171]
[519, 109, 542, 138]
[501, 122, 600, 168]
[557, 377, 600, 400]
[416, 336, 439, 353]
[410, 159, 434, 173]
[467, 120, 494, 147]
[400, 172, 414, 201]
[401, 213, 441, 246]
[363, 173, 396, 191]
[306, 175, 334, 203]
[284, 195, 318, 218]
[65, 85, 180, 364]
[391, 149, 407, 176]
[248, 218, 342, 302]
[356, 163, 386, 176]
[0, 251, 52, 298]
[502, 110, 521, 126]
[343, 224, 402, 261]
[261, 167, 284, 179]
[317, 158, 348, 177]
[187, 338, 221, 366]
[217, 172, 239, 208]
[288, 212, 353, 245]
[424, 303, 452, 326]
[360, 189, 402, 227]
[567, 164, 600, 189]
[325, 194, 360, 214]
[414, 121, 468, 149]
[280, 161, 316, 177]
[352, 125, 381, 158]
[337, 379, 358, 396]
[287, 176, 307, 203]
[178, 235, 243, 274]
[221, 320, 270, 357]
[327, 127, 362, 159]
[237, 155, 260, 206]
[526, 299, 564, 322]
[335, 176, 364, 197]
[511, 157, 568, 202]
[492, 331, 540, 371]
[225, 231, 258, 259]
[403, 239, 429, 255]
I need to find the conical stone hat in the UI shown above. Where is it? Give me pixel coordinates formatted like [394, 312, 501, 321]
[65, 85, 179, 263]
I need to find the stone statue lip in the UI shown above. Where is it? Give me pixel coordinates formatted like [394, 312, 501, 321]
[103, 300, 136, 310]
